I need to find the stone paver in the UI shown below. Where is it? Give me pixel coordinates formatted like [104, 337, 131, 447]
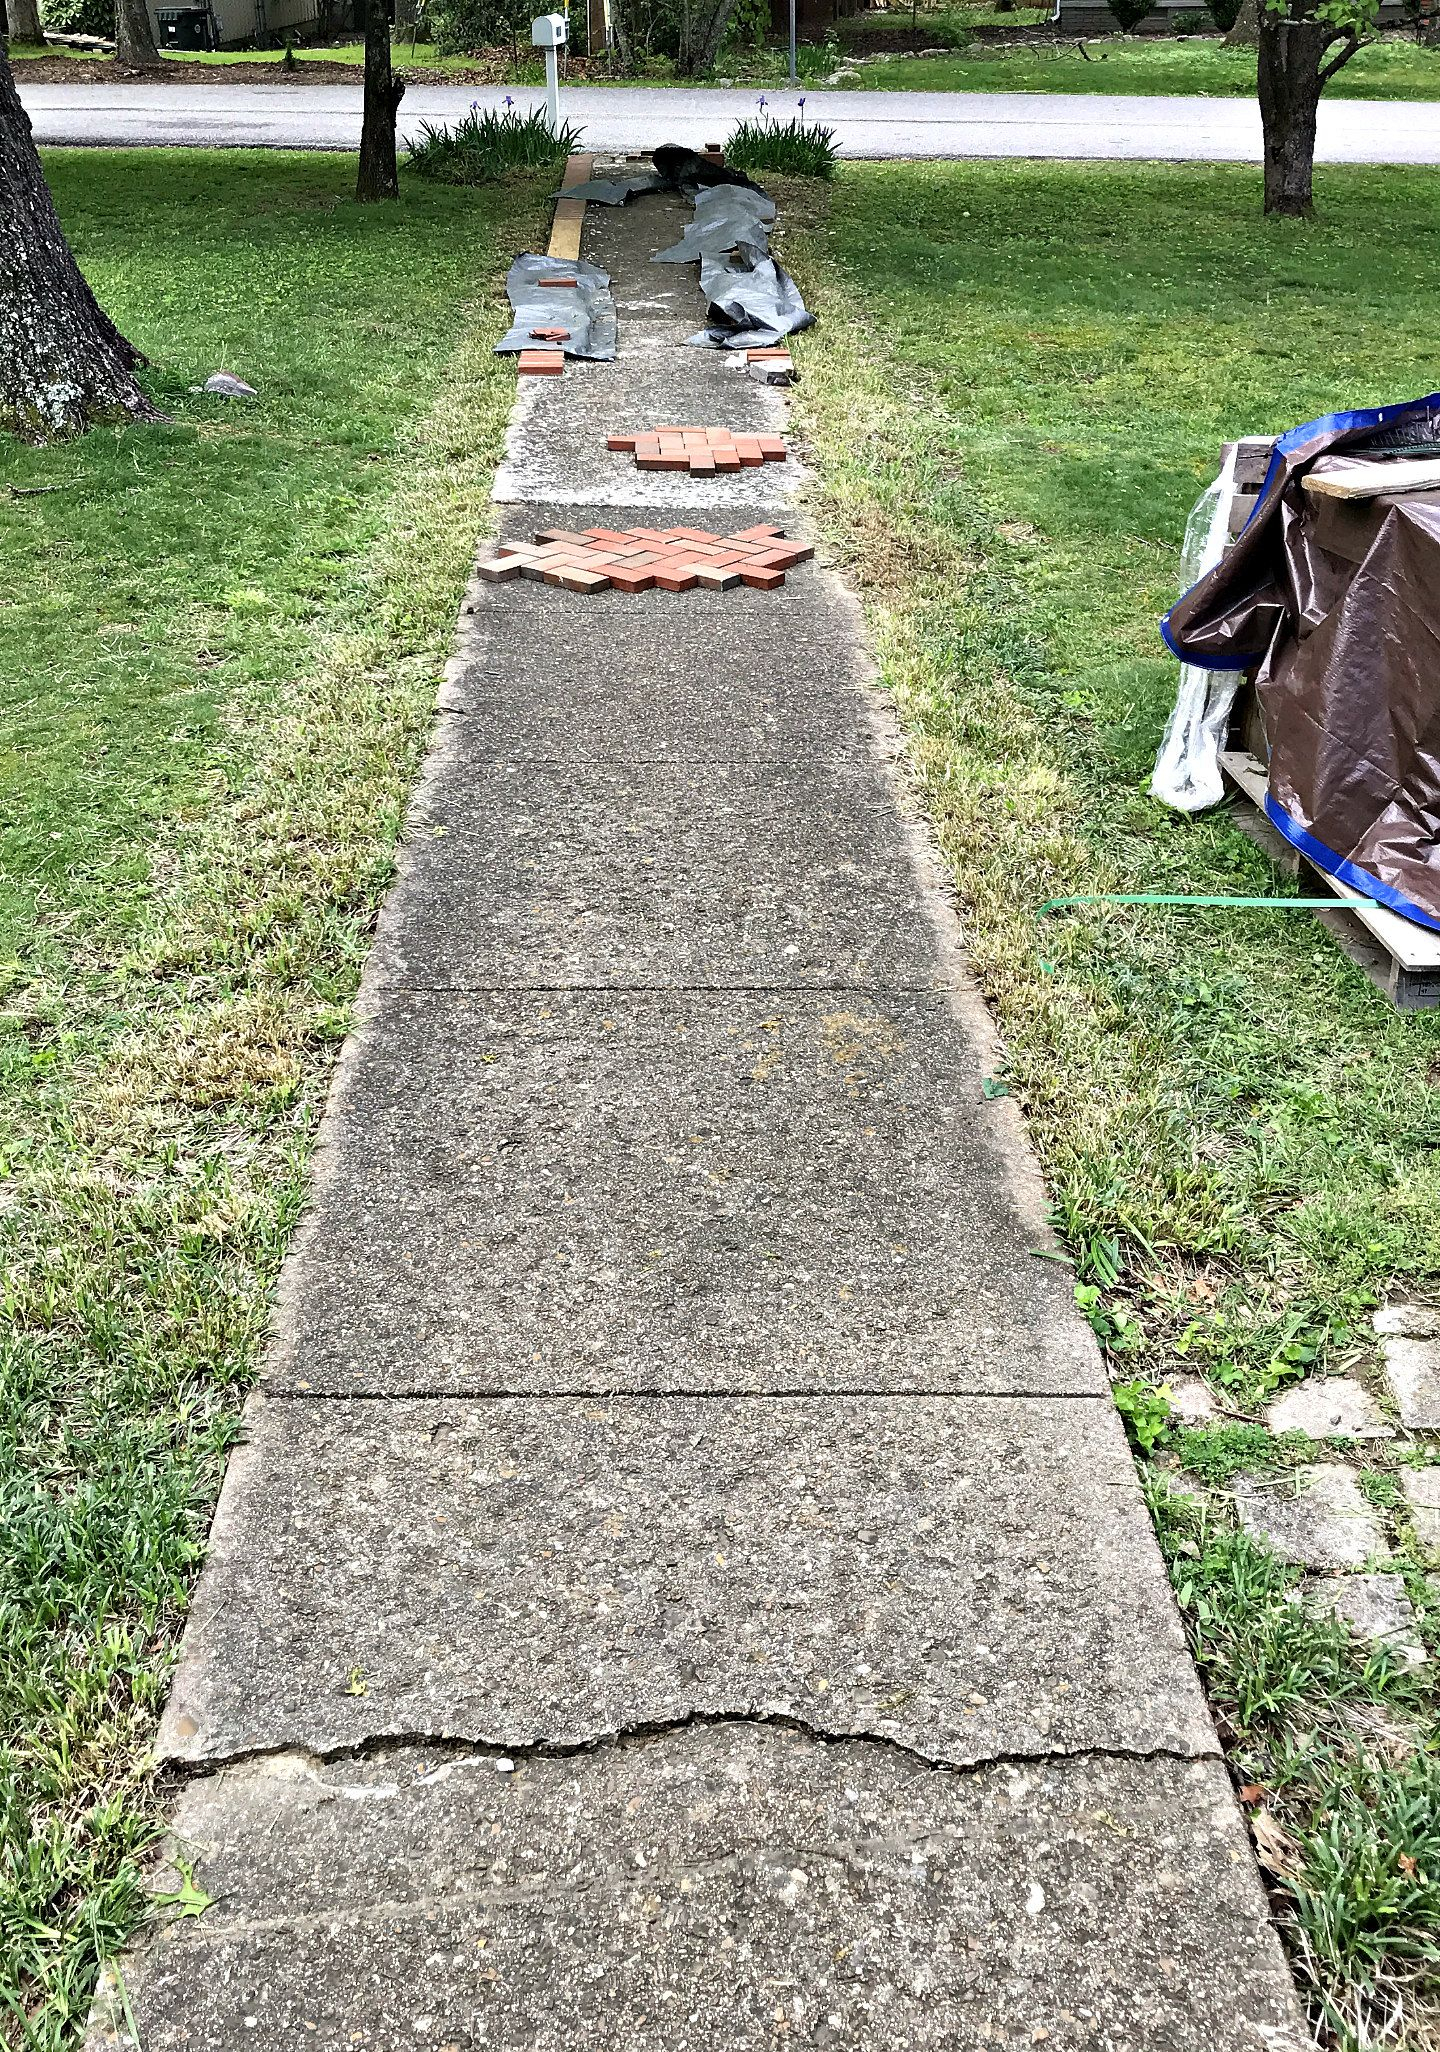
[1403, 1466, 1440, 1549]
[1265, 1377, 1392, 1440]
[159, 1393, 1212, 1766]
[1169, 1374, 1219, 1425]
[1376, 1305, 1440, 1429]
[88, 1733, 1297, 2052]
[1303, 1573, 1427, 1669]
[1231, 1463, 1385, 1569]
[93, 169, 1301, 2051]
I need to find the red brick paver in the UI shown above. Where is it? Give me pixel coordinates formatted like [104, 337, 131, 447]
[475, 524, 813, 593]
[606, 426, 789, 476]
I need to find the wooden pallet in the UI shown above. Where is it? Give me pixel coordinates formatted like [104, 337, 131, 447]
[1219, 750, 1440, 1010]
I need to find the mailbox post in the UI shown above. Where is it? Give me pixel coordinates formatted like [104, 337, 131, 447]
[532, 12, 567, 136]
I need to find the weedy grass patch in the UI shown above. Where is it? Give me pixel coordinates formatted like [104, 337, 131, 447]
[785, 159, 1440, 2043]
[406, 103, 583, 184]
[0, 150, 544, 2048]
[725, 114, 840, 179]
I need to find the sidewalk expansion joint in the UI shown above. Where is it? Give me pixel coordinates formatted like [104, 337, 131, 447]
[261, 1387, 1106, 1403]
[163, 1710, 1220, 1792]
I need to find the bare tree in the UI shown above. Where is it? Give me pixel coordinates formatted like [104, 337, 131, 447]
[115, 0, 163, 68]
[1257, 0, 1373, 214]
[356, 0, 404, 200]
[0, 46, 159, 438]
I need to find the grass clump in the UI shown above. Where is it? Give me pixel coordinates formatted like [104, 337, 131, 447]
[725, 115, 839, 179]
[407, 104, 583, 183]
[1148, 1481, 1440, 2040]
[0, 150, 543, 2049]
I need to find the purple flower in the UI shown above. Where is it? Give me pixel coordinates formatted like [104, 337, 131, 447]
[797, 94, 806, 110]
[504, 92, 514, 106]
[758, 93, 766, 110]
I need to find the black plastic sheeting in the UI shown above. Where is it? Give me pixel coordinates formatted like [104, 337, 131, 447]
[494, 254, 617, 362]
[560, 144, 815, 350]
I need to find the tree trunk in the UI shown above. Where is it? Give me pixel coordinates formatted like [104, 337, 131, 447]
[115, 0, 162, 69]
[1257, 14, 1326, 215]
[1223, 0, 1258, 45]
[0, 48, 159, 438]
[676, 0, 741, 74]
[608, 0, 636, 70]
[3, 0, 46, 46]
[356, 0, 403, 200]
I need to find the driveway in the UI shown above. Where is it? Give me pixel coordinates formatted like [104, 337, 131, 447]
[20, 77, 1440, 159]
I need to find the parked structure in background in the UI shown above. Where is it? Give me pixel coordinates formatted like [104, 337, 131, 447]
[143, 0, 335, 48]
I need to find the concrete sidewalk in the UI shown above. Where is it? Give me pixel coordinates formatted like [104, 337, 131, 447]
[90, 178, 1302, 2051]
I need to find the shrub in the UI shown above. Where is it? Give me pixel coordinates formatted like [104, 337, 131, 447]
[1172, 6, 1211, 25]
[724, 113, 839, 178]
[427, 0, 532, 59]
[41, 0, 113, 35]
[1206, 0, 1243, 24]
[1107, 0, 1154, 26]
[406, 104, 584, 182]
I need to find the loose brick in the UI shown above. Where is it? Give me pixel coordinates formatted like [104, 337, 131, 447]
[606, 435, 638, 453]
[696, 565, 741, 589]
[713, 449, 743, 472]
[518, 350, 565, 376]
[690, 453, 716, 474]
[537, 276, 578, 288]
[476, 557, 522, 582]
[607, 567, 656, 592]
[758, 436, 788, 460]
[558, 568, 612, 592]
[739, 566, 786, 590]
[735, 524, 786, 540]
[654, 565, 699, 591]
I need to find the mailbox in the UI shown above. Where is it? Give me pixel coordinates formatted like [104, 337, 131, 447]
[532, 11, 567, 44]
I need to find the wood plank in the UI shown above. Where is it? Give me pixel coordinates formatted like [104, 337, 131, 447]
[546, 152, 594, 263]
[1303, 453, 1440, 501]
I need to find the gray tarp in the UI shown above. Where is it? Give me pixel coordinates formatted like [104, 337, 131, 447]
[494, 254, 617, 362]
[557, 147, 814, 351]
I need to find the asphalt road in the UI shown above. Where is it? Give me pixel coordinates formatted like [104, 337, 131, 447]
[19, 77, 1440, 159]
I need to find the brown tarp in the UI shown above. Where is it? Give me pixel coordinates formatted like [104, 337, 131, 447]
[1163, 395, 1440, 932]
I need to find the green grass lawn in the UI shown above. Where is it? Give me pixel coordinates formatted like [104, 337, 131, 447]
[852, 31, 1440, 96]
[0, 149, 542, 2050]
[786, 158, 1440, 2044]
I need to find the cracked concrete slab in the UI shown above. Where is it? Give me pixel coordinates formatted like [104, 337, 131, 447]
[158, 1393, 1211, 1765]
[265, 990, 1098, 1397]
[491, 191, 798, 508]
[96, 160, 1302, 2049]
[89, 1728, 1300, 2052]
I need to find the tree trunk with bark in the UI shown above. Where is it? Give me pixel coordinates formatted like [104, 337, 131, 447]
[356, 0, 403, 201]
[0, 47, 159, 439]
[676, 0, 740, 75]
[115, 0, 162, 68]
[2, 0, 46, 47]
[1223, 0, 1258, 45]
[1257, 13, 1359, 215]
